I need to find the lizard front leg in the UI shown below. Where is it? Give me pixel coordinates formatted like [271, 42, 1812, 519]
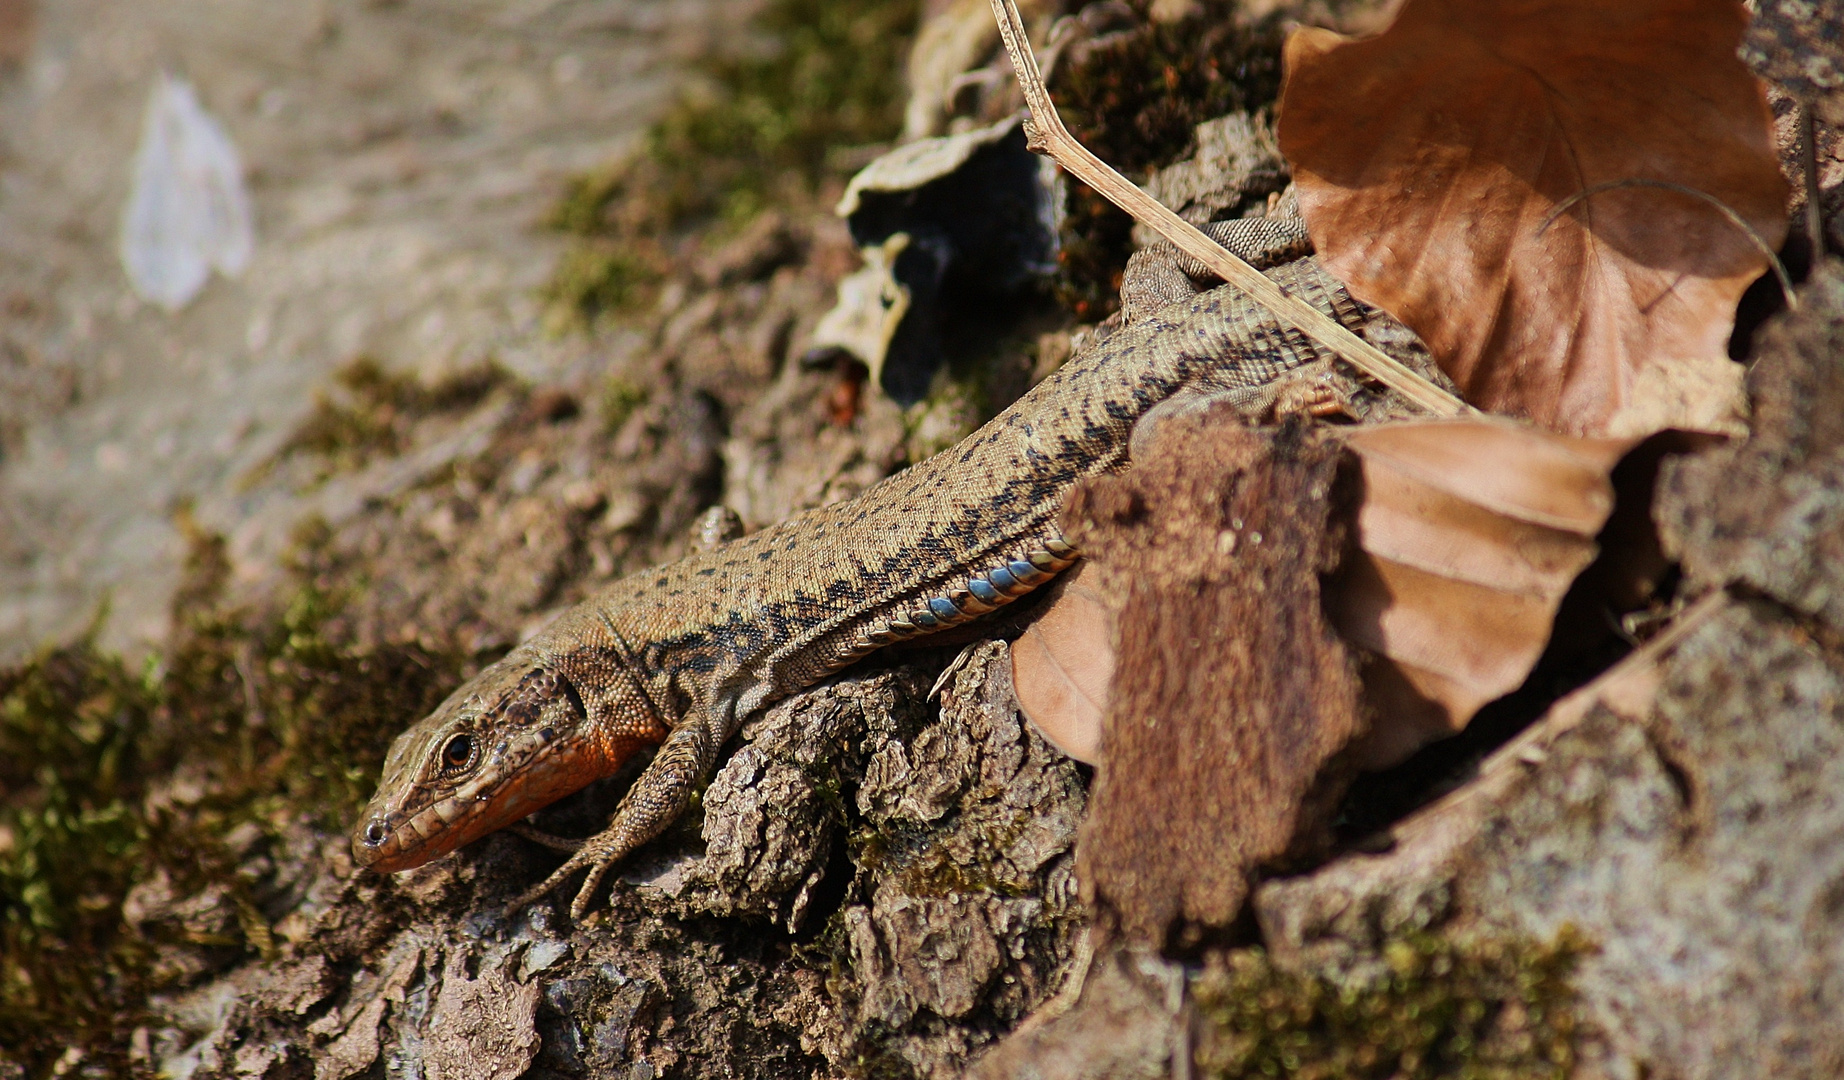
[359, 253, 1380, 911]
[507, 708, 726, 919]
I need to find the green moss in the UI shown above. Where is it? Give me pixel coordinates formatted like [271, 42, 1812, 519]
[541, 244, 663, 333]
[849, 1020, 921, 1080]
[540, 0, 921, 328]
[1191, 927, 1589, 1080]
[0, 522, 470, 1077]
[546, 165, 628, 238]
[901, 377, 984, 462]
[1049, 2, 1286, 319]
[897, 321, 1042, 462]
[250, 356, 516, 487]
[642, 0, 920, 228]
[598, 375, 650, 436]
[0, 636, 158, 1068]
[849, 803, 1035, 901]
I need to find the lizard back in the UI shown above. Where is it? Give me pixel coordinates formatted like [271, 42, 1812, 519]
[354, 256, 1372, 893]
[570, 259, 1365, 724]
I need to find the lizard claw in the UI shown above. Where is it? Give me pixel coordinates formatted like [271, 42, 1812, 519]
[570, 861, 616, 922]
[502, 829, 629, 920]
[500, 823, 599, 918]
[504, 716, 719, 921]
[504, 847, 594, 919]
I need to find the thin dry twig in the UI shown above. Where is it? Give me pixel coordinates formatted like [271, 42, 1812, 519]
[987, 0, 1467, 416]
[1798, 104, 1825, 259]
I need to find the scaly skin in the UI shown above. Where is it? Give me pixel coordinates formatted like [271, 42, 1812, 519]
[352, 259, 1367, 918]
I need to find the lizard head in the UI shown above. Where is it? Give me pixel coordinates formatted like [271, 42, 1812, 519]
[352, 653, 620, 874]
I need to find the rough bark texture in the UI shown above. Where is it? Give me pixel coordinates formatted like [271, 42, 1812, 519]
[142, 644, 1088, 1080]
[965, 945, 1185, 1080]
[1251, 260, 1844, 1079]
[1062, 413, 1363, 943]
[1659, 261, 1844, 627]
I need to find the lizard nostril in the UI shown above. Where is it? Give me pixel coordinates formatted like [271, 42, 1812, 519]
[363, 819, 388, 847]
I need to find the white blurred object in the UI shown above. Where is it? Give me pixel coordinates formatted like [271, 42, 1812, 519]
[120, 74, 254, 311]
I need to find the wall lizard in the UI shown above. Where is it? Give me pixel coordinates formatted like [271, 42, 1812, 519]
[352, 253, 1384, 919]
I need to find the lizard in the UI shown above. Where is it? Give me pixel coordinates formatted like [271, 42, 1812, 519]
[351, 239, 1424, 921]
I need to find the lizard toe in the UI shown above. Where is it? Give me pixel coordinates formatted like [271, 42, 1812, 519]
[505, 848, 590, 917]
[569, 860, 616, 922]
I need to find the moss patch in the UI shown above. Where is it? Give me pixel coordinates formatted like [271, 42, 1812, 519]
[1049, 2, 1286, 320]
[645, 0, 921, 226]
[539, 243, 664, 334]
[1191, 927, 1588, 1080]
[0, 640, 159, 1077]
[0, 520, 470, 1077]
[541, 0, 922, 328]
[250, 355, 516, 488]
[896, 315, 1043, 462]
[598, 374, 651, 436]
[849, 801, 1039, 901]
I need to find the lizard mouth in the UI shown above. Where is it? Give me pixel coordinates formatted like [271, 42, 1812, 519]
[352, 778, 556, 873]
[352, 798, 482, 873]
[352, 733, 627, 874]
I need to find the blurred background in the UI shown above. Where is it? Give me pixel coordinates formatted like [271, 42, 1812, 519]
[0, 0, 1305, 668]
[0, 0, 750, 664]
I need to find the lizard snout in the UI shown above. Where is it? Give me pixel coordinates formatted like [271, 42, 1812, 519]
[351, 811, 405, 870]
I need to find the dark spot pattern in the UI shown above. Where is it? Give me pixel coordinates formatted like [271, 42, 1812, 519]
[525, 260, 1361, 720]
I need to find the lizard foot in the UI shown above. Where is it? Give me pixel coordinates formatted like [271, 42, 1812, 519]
[503, 831, 628, 921]
[504, 713, 722, 921]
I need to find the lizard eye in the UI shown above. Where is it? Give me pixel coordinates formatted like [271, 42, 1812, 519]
[440, 733, 474, 772]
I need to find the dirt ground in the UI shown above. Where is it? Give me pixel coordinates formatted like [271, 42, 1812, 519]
[0, 0, 752, 665]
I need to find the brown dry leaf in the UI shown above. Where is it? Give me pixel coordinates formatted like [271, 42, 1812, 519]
[1018, 416, 1635, 773]
[1278, 0, 1786, 438]
[1011, 562, 1114, 765]
[1329, 419, 1634, 769]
